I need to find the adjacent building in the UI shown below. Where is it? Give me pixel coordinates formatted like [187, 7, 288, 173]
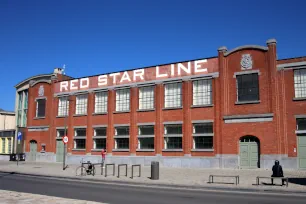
[0, 109, 15, 158]
[18, 39, 306, 169]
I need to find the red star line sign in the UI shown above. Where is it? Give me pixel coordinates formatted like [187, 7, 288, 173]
[63, 136, 68, 144]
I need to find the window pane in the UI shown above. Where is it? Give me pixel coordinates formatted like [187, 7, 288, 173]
[2, 138, 5, 153]
[95, 127, 107, 136]
[165, 137, 182, 149]
[164, 83, 182, 108]
[193, 79, 212, 105]
[165, 124, 182, 134]
[115, 127, 129, 135]
[139, 86, 154, 110]
[36, 99, 46, 117]
[58, 97, 69, 116]
[294, 69, 306, 98]
[94, 138, 106, 149]
[75, 129, 86, 136]
[138, 126, 154, 135]
[139, 138, 154, 149]
[193, 123, 213, 134]
[297, 119, 306, 130]
[116, 89, 130, 112]
[95, 92, 108, 113]
[76, 94, 88, 115]
[116, 138, 129, 149]
[237, 73, 259, 101]
[57, 129, 66, 137]
[194, 137, 213, 149]
[75, 139, 86, 149]
[8, 138, 12, 153]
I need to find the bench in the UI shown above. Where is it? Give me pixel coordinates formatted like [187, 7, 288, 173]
[256, 176, 289, 187]
[209, 175, 240, 185]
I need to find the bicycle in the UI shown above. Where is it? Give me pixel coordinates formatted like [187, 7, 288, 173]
[76, 159, 96, 176]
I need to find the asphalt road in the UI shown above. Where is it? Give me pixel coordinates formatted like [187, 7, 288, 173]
[0, 172, 305, 204]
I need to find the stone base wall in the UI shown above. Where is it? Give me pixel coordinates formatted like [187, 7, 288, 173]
[18, 153, 299, 170]
[0, 154, 10, 161]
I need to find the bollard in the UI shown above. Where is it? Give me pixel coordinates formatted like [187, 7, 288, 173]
[151, 161, 159, 180]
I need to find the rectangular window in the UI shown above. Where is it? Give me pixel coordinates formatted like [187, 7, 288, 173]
[138, 125, 154, 150]
[8, 138, 11, 153]
[2, 138, 5, 153]
[74, 128, 86, 149]
[57, 129, 66, 137]
[94, 138, 106, 149]
[93, 127, 107, 150]
[17, 91, 23, 126]
[164, 82, 182, 108]
[164, 124, 182, 149]
[139, 86, 154, 110]
[193, 123, 214, 149]
[94, 127, 107, 136]
[115, 89, 130, 112]
[294, 69, 306, 98]
[22, 91, 28, 126]
[36, 99, 46, 117]
[236, 73, 259, 102]
[193, 79, 212, 106]
[114, 126, 129, 150]
[297, 118, 306, 130]
[58, 96, 69, 116]
[75, 94, 88, 115]
[95, 92, 108, 113]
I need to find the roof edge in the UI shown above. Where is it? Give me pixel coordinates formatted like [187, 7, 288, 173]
[224, 45, 268, 57]
[14, 73, 55, 88]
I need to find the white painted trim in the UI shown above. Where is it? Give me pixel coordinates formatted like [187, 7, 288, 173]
[224, 117, 273, 123]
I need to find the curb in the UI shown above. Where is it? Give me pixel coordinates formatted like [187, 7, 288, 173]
[1, 170, 306, 195]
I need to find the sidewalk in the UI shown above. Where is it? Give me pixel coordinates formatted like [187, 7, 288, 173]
[1, 161, 306, 193]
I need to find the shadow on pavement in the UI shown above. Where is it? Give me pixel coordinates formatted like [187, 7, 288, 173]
[288, 178, 306, 186]
[0, 172, 15, 178]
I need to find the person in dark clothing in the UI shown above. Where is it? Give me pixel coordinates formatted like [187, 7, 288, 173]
[271, 160, 285, 185]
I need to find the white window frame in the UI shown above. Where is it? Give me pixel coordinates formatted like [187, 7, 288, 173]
[294, 68, 306, 98]
[114, 126, 130, 150]
[73, 128, 86, 149]
[36, 98, 46, 118]
[164, 82, 182, 108]
[94, 91, 108, 113]
[58, 96, 69, 116]
[115, 88, 130, 112]
[93, 127, 107, 150]
[139, 86, 154, 110]
[192, 79, 212, 106]
[192, 123, 214, 150]
[75, 94, 88, 115]
[163, 124, 182, 149]
[137, 125, 154, 150]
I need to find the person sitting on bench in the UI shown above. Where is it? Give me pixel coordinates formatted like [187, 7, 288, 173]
[271, 160, 285, 185]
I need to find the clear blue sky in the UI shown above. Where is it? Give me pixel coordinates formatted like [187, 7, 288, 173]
[1, 0, 306, 111]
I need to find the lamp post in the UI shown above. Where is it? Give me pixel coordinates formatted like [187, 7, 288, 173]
[63, 96, 72, 170]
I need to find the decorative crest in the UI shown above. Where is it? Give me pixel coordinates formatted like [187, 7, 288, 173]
[240, 54, 253, 70]
[38, 85, 44, 96]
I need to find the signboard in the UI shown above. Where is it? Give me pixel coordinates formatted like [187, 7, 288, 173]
[54, 58, 219, 94]
[17, 132, 22, 144]
[62, 136, 68, 144]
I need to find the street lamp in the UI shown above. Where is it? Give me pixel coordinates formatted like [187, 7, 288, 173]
[63, 96, 72, 170]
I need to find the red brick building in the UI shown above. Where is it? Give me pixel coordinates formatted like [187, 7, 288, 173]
[17, 39, 306, 169]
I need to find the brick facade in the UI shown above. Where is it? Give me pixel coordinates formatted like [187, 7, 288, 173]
[22, 39, 306, 169]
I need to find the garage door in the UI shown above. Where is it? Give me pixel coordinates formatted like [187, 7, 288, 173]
[298, 136, 306, 169]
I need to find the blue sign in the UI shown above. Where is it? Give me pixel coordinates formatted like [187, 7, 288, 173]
[17, 132, 22, 140]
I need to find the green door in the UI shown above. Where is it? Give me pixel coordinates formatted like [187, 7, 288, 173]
[29, 141, 37, 161]
[56, 140, 65, 162]
[240, 142, 259, 169]
[298, 136, 306, 169]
